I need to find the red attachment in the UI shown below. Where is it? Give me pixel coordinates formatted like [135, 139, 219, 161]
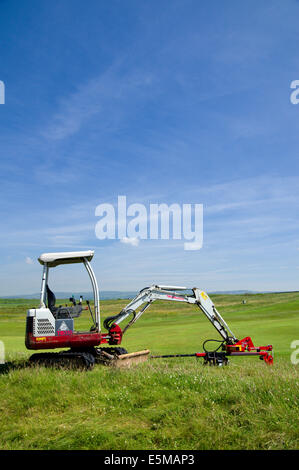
[106, 323, 123, 345]
[194, 336, 273, 365]
[226, 336, 273, 365]
[260, 351, 274, 365]
[229, 336, 255, 350]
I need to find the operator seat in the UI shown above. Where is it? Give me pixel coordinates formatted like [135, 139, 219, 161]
[46, 285, 57, 313]
[46, 285, 82, 319]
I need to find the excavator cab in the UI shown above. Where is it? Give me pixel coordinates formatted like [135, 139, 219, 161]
[25, 250, 102, 351]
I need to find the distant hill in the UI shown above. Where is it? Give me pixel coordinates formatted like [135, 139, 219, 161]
[209, 290, 258, 295]
[2, 289, 297, 300]
[0, 289, 273, 300]
[0, 291, 138, 300]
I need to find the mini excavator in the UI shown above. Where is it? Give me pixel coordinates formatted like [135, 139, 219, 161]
[25, 250, 273, 369]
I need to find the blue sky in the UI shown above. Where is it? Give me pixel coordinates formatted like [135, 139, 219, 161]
[0, 0, 298, 295]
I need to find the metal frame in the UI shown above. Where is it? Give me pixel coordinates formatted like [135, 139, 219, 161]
[83, 257, 100, 331]
[39, 263, 49, 308]
[38, 256, 100, 332]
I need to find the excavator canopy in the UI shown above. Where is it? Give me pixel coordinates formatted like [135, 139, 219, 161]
[38, 250, 94, 267]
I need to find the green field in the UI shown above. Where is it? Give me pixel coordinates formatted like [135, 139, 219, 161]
[0, 292, 299, 450]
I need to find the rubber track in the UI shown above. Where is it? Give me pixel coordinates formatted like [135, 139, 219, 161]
[29, 351, 95, 370]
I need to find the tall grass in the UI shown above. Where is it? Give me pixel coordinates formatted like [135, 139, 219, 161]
[0, 292, 298, 450]
[0, 358, 298, 450]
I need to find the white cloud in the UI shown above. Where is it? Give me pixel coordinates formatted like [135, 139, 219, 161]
[25, 257, 34, 265]
[120, 237, 140, 247]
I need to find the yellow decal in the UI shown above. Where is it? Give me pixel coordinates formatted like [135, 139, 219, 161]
[36, 337, 46, 342]
[201, 292, 208, 300]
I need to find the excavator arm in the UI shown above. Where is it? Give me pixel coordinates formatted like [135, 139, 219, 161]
[101, 285, 273, 365]
[104, 285, 236, 343]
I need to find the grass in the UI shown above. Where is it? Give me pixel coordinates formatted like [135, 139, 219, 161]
[0, 292, 299, 450]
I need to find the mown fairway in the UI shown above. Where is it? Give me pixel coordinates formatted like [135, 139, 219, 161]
[0, 292, 298, 450]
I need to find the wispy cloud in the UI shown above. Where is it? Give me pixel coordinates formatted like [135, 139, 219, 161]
[120, 237, 140, 247]
[42, 63, 155, 141]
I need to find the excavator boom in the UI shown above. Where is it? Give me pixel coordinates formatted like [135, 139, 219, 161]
[103, 285, 273, 366]
[104, 285, 236, 343]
